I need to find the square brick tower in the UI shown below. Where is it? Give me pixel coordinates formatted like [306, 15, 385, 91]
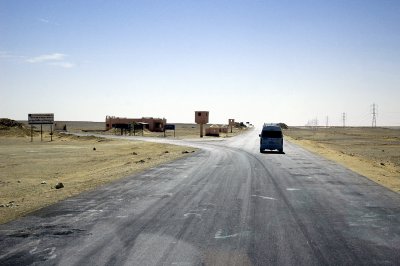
[195, 111, 209, 138]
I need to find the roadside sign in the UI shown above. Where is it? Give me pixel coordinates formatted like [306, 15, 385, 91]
[28, 113, 54, 142]
[164, 124, 175, 130]
[28, 113, 54, 124]
[164, 124, 176, 137]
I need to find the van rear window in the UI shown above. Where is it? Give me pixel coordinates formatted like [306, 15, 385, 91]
[262, 131, 282, 138]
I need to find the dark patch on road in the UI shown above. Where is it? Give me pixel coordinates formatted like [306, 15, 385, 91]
[5, 224, 87, 238]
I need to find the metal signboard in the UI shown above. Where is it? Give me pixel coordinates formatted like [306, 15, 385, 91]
[164, 124, 175, 130]
[28, 113, 54, 124]
[163, 124, 175, 137]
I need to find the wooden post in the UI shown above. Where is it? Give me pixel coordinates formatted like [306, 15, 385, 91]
[200, 124, 203, 138]
[31, 125, 33, 142]
[50, 124, 53, 141]
[41, 124, 43, 141]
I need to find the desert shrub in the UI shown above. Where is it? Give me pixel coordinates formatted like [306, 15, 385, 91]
[0, 118, 23, 128]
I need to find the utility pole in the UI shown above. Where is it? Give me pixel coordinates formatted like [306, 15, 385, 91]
[371, 103, 377, 127]
[314, 117, 318, 130]
[342, 112, 346, 128]
[326, 116, 329, 128]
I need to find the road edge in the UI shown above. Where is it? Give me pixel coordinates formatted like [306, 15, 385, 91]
[285, 136, 400, 193]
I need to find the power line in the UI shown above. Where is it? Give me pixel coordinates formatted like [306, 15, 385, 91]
[371, 103, 377, 127]
[342, 112, 346, 127]
[305, 117, 319, 129]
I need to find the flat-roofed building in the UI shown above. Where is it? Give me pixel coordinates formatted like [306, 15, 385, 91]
[205, 124, 228, 136]
[105, 116, 166, 132]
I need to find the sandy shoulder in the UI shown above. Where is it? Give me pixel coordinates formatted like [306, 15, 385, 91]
[285, 135, 400, 193]
[0, 134, 196, 224]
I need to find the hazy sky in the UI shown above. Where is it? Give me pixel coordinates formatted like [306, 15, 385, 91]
[1, 0, 399, 126]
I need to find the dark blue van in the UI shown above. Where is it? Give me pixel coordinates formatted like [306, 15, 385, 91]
[259, 124, 283, 153]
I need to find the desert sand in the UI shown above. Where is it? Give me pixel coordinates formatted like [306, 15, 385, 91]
[0, 126, 195, 224]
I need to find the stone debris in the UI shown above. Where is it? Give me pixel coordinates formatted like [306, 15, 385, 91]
[41, 181, 47, 184]
[136, 160, 145, 164]
[93, 147, 96, 151]
[132, 152, 138, 155]
[1, 201, 17, 208]
[182, 151, 189, 154]
[164, 151, 169, 153]
[55, 182, 64, 189]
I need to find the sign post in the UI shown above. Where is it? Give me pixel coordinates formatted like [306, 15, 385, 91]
[229, 119, 235, 133]
[164, 124, 176, 138]
[28, 113, 54, 142]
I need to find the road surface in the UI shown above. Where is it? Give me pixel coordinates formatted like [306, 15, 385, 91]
[1, 129, 399, 265]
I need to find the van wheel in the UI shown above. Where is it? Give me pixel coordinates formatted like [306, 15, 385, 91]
[278, 149, 283, 153]
[260, 149, 263, 153]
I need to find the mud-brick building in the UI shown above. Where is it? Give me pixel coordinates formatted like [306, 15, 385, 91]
[205, 124, 229, 137]
[105, 116, 166, 132]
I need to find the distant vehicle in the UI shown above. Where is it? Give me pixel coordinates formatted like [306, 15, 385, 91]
[259, 124, 283, 153]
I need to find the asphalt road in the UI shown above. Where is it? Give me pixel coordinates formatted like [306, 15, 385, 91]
[1, 129, 399, 265]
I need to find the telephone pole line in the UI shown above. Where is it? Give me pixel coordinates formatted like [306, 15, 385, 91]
[371, 103, 377, 127]
[326, 116, 329, 128]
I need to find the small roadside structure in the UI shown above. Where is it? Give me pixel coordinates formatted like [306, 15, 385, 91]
[229, 119, 235, 133]
[205, 124, 228, 137]
[195, 111, 209, 138]
[105, 116, 166, 132]
[205, 125, 220, 137]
